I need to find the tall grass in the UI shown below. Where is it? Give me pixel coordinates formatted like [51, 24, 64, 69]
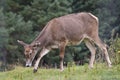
[0, 64, 120, 80]
[109, 34, 120, 65]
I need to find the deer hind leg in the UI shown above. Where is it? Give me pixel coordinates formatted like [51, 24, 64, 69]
[94, 37, 112, 67]
[85, 40, 96, 68]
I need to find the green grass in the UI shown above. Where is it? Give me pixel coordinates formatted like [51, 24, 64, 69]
[0, 64, 120, 80]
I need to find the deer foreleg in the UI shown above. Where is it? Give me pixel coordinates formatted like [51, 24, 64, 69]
[59, 41, 67, 71]
[33, 48, 50, 73]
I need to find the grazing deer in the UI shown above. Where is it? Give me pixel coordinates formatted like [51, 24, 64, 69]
[17, 12, 112, 73]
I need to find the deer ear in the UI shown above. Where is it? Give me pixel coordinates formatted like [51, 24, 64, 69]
[17, 40, 28, 46]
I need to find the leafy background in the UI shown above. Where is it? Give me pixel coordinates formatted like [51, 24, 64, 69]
[0, 0, 120, 71]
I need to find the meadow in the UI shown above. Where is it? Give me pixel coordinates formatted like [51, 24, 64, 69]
[0, 64, 120, 80]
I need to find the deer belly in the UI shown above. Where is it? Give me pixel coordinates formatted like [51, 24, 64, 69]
[67, 35, 84, 46]
[67, 39, 83, 46]
[51, 45, 59, 48]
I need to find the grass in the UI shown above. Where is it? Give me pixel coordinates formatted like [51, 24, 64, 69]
[0, 64, 120, 80]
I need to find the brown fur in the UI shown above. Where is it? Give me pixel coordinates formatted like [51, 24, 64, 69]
[18, 12, 111, 72]
[32, 12, 99, 47]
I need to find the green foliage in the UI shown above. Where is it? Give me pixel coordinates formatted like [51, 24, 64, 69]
[95, 0, 118, 40]
[5, 12, 34, 42]
[0, 9, 34, 66]
[0, 8, 9, 71]
[69, 44, 90, 65]
[109, 36, 120, 65]
[0, 0, 120, 70]
[20, 0, 72, 31]
[0, 8, 8, 48]
[4, 12, 34, 63]
[112, 0, 120, 36]
[72, 0, 97, 13]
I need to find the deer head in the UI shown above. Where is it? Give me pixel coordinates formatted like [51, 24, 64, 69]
[17, 40, 40, 67]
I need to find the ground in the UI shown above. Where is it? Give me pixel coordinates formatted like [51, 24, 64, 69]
[0, 63, 120, 80]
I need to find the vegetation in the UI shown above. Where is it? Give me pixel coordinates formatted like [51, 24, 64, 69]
[0, 0, 120, 71]
[0, 64, 120, 80]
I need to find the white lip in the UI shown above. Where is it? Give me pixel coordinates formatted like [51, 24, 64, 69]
[26, 60, 32, 67]
[26, 63, 32, 67]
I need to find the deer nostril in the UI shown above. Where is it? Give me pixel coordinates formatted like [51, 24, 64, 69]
[26, 64, 30, 67]
[26, 63, 32, 67]
[26, 65, 29, 67]
[30, 53, 32, 56]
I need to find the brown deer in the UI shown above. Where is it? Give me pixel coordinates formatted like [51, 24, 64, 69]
[17, 12, 112, 73]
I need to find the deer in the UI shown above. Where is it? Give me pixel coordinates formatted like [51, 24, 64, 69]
[17, 12, 112, 73]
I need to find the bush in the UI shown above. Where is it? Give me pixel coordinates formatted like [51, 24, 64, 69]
[109, 34, 120, 65]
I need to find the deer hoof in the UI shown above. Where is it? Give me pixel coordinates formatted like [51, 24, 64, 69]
[108, 64, 112, 68]
[60, 68, 64, 72]
[89, 65, 94, 69]
[33, 69, 37, 73]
